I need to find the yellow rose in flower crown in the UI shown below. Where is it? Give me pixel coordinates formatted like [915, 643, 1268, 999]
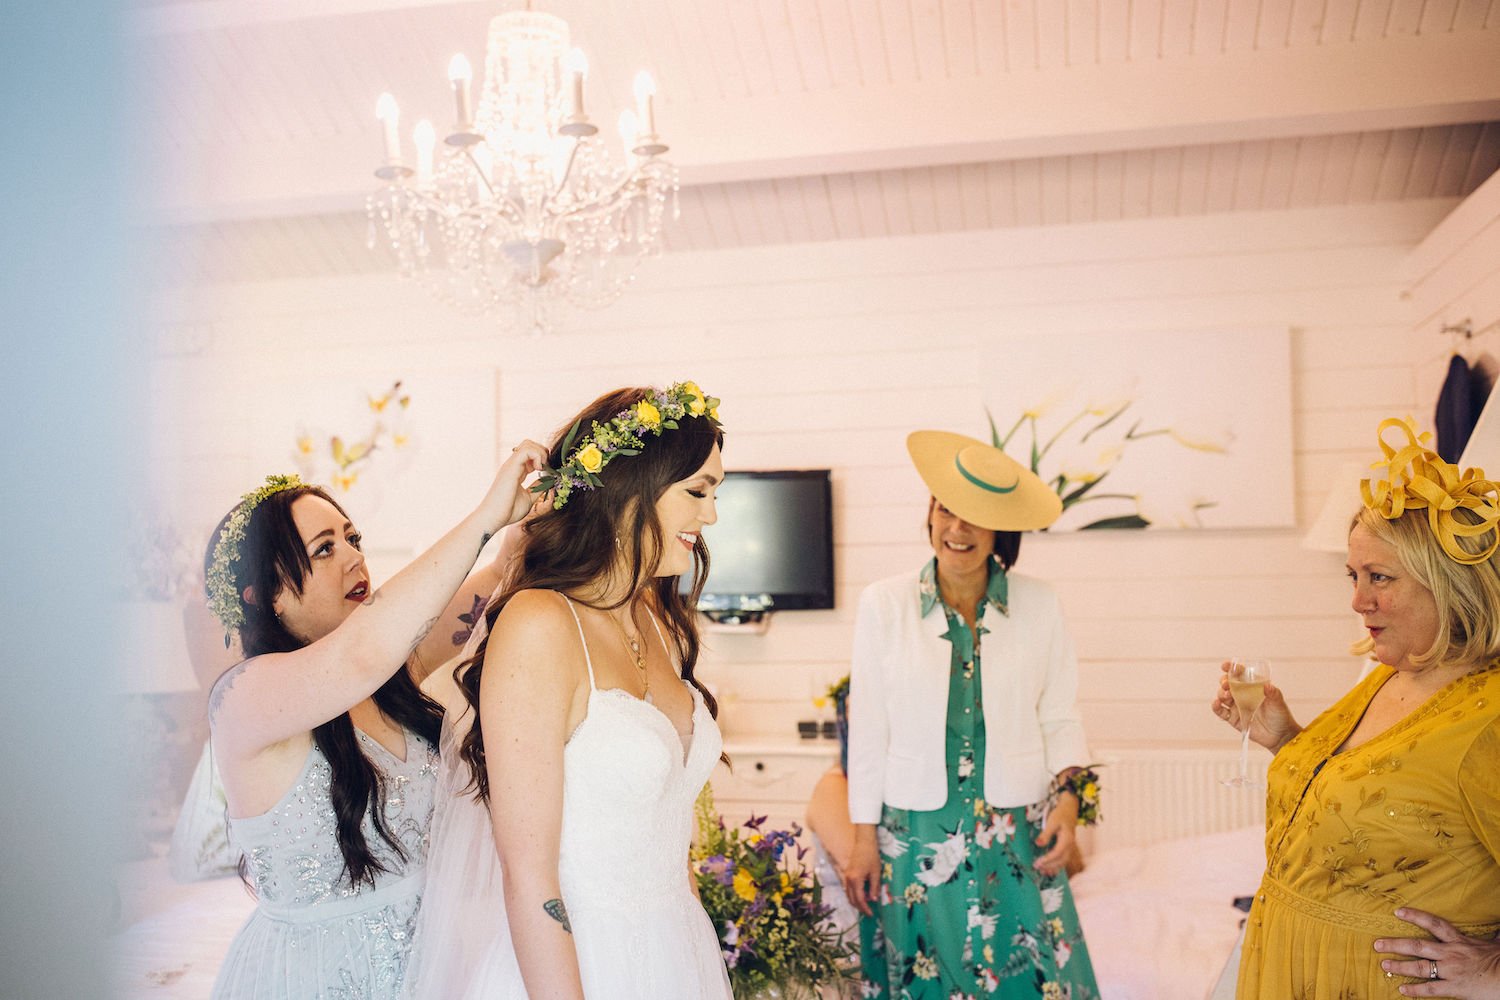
[682, 381, 707, 417]
[635, 398, 662, 429]
[576, 443, 604, 474]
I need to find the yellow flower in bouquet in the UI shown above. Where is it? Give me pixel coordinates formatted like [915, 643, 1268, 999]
[691, 787, 854, 999]
[733, 869, 758, 902]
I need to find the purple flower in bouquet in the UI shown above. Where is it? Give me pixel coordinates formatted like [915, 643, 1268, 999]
[700, 854, 735, 886]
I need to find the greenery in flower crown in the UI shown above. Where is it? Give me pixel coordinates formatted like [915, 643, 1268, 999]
[531, 381, 721, 509]
[205, 474, 306, 635]
[691, 786, 855, 998]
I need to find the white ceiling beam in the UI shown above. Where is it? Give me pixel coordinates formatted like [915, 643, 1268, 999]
[129, 0, 484, 36]
[145, 28, 1500, 223]
[673, 31, 1500, 185]
[1400, 167, 1500, 284]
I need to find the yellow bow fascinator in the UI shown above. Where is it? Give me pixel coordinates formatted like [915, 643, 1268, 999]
[1360, 417, 1500, 565]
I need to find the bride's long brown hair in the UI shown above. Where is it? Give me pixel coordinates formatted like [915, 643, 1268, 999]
[456, 387, 724, 801]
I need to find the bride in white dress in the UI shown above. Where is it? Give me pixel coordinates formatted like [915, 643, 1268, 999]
[404, 382, 733, 1000]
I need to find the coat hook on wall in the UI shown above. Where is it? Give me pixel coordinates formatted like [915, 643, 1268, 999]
[1441, 319, 1475, 340]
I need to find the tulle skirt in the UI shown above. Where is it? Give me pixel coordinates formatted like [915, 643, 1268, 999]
[400, 716, 508, 1000]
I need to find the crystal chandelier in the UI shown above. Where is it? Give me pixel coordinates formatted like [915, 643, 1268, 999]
[367, 6, 677, 332]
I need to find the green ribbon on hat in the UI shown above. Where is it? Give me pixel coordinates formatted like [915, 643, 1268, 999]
[954, 454, 1018, 494]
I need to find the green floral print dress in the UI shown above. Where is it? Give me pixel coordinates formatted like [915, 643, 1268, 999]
[858, 559, 1099, 1000]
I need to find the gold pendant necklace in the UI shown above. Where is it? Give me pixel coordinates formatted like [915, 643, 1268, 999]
[607, 609, 649, 698]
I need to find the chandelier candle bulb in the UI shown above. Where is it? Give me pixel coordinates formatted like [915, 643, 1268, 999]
[566, 48, 586, 119]
[375, 92, 401, 164]
[448, 54, 473, 127]
[633, 70, 657, 136]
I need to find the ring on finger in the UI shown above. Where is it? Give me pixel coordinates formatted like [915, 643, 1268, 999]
[1429, 959, 1440, 981]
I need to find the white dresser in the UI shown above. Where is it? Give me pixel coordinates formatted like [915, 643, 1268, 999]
[709, 739, 841, 836]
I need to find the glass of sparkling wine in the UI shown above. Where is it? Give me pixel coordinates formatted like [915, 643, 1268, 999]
[1222, 659, 1270, 789]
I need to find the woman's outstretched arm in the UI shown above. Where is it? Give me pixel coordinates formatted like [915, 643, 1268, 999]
[210, 441, 547, 759]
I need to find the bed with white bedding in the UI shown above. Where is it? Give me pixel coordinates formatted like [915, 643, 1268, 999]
[111, 824, 1265, 1000]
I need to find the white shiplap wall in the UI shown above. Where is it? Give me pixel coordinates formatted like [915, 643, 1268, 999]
[147, 197, 1460, 750]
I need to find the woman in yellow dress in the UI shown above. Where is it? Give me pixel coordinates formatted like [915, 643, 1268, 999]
[1212, 417, 1500, 999]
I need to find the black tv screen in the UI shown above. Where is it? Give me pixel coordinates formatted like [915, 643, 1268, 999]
[687, 469, 834, 618]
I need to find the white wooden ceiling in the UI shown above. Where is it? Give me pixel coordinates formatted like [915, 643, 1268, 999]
[130, 0, 1500, 283]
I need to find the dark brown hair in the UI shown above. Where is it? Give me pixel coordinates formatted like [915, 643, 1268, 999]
[206, 484, 443, 890]
[457, 387, 725, 801]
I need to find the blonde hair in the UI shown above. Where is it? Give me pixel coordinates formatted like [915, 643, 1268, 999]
[1350, 505, 1500, 669]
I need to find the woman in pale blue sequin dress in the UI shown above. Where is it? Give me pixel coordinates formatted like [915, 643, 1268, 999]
[204, 441, 546, 1000]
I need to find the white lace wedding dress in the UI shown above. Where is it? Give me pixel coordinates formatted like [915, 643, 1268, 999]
[402, 595, 732, 1000]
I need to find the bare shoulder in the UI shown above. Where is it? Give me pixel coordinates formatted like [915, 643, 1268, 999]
[481, 589, 586, 693]
[490, 588, 578, 643]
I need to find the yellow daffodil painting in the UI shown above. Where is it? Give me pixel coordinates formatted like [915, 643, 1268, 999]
[293, 380, 413, 495]
[988, 393, 1232, 530]
[982, 328, 1295, 531]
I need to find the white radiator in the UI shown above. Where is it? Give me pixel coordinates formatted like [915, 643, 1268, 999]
[1079, 745, 1268, 855]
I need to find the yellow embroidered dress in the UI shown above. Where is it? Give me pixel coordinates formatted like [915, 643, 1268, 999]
[1238, 664, 1500, 999]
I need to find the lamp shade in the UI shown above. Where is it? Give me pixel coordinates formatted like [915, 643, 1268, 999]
[1300, 460, 1367, 553]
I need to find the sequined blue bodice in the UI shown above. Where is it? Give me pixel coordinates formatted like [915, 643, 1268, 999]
[228, 729, 439, 910]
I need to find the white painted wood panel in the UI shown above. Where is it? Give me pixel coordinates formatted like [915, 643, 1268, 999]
[148, 202, 1462, 756]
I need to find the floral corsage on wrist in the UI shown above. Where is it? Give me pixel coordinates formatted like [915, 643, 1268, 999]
[1051, 766, 1102, 827]
[531, 381, 722, 509]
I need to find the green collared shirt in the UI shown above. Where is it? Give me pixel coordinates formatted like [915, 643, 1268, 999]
[917, 554, 1009, 802]
[917, 555, 1009, 663]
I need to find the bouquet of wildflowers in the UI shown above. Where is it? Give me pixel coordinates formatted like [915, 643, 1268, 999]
[692, 789, 855, 998]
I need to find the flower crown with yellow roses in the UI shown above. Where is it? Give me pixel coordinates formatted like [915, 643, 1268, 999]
[532, 381, 722, 509]
[1361, 416, 1500, 565]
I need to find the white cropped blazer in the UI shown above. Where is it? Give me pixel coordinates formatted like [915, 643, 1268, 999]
[846, 569, 1091, 825]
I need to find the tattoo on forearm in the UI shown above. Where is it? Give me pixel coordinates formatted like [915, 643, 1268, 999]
[543, 898, 572, 933]
[405, 615, 439, 658]
[207, 658, 256, 723]
[452, 594, 486, 645]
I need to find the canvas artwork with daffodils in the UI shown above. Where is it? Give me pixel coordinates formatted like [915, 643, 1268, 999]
[987, 391, 1232, 531]
[292, 380, 414, 495]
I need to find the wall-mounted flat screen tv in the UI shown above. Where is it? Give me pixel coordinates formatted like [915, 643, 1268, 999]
[686, 469, 834, 622]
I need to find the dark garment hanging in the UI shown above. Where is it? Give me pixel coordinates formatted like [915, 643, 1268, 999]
[1471, 352, 1498, 409]
[1436, 353, 1481, 461]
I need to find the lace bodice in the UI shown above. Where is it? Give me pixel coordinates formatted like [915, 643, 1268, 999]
[558, 683, 720, 913]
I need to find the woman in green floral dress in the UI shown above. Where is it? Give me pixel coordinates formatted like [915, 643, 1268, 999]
[844, 431, 1101, 1000]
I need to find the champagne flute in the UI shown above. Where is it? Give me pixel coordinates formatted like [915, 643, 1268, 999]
[1221, 658, 1270, 789]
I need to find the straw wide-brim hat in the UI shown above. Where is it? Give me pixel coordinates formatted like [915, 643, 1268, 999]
[907, 430, 1063, 531]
